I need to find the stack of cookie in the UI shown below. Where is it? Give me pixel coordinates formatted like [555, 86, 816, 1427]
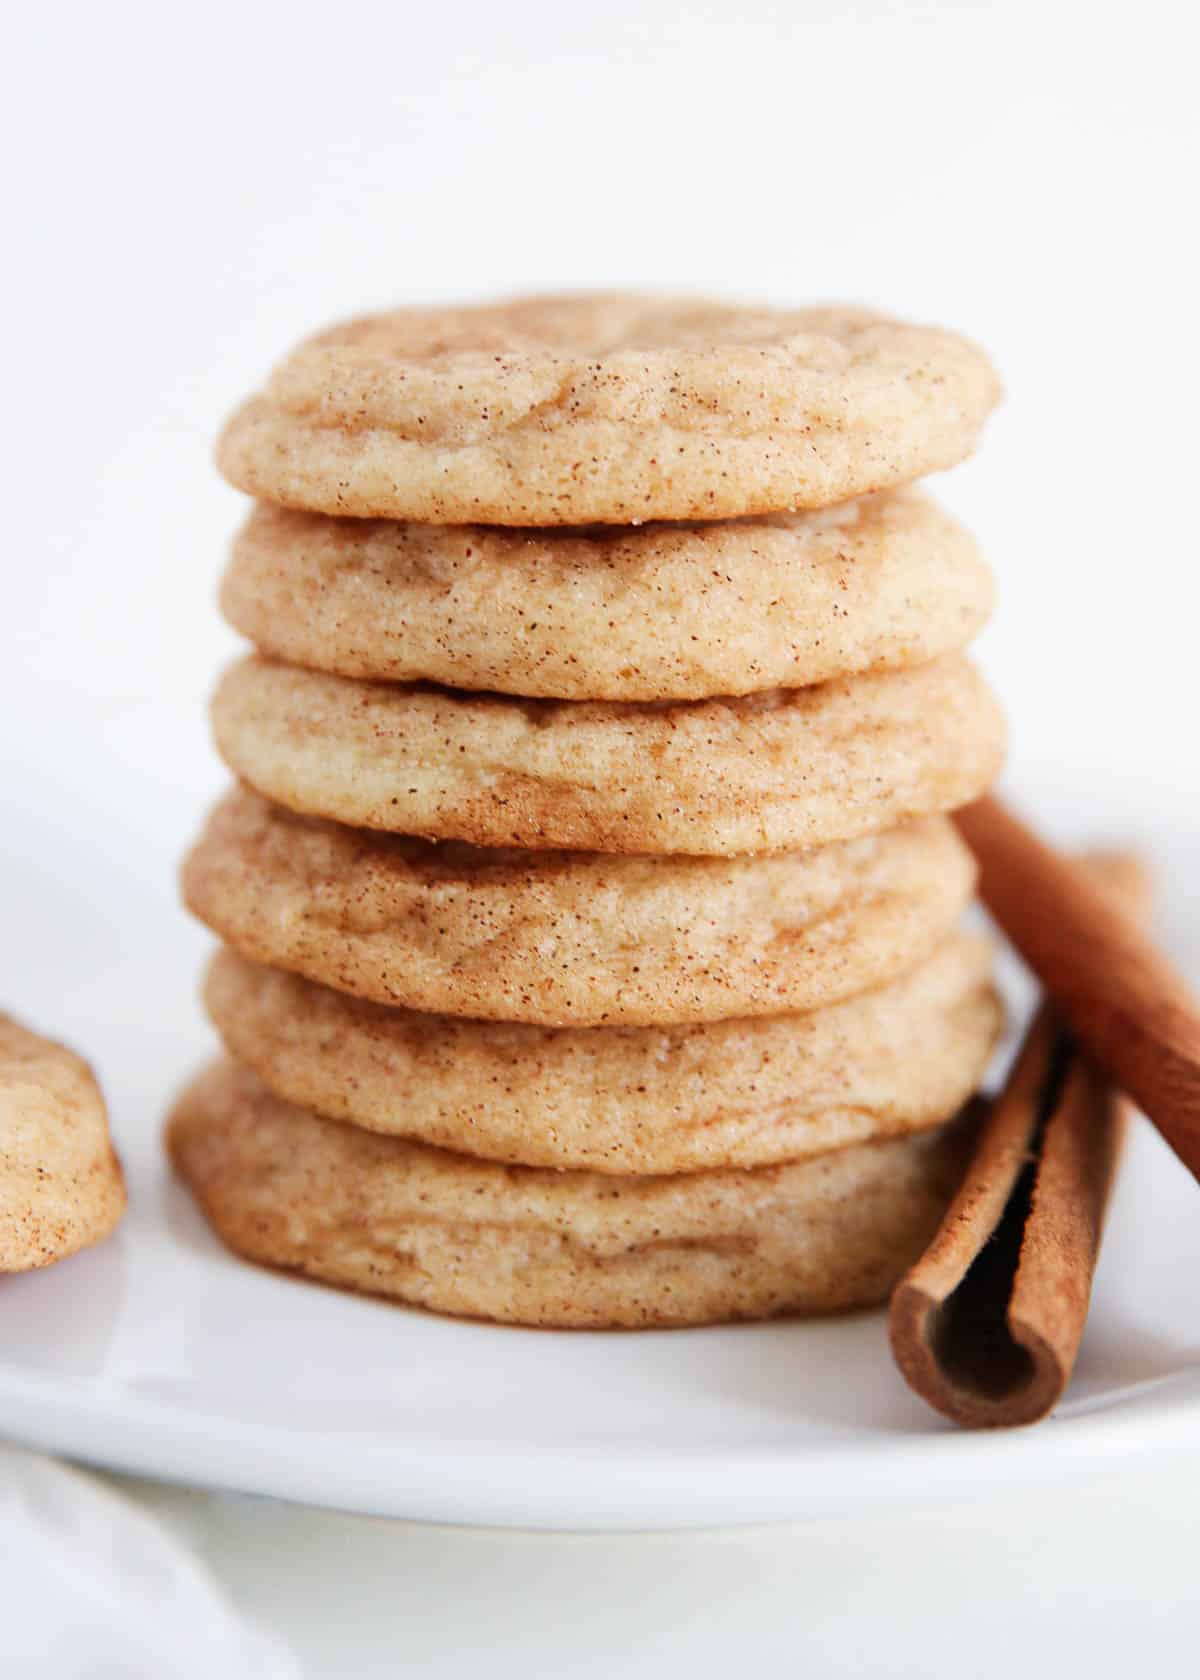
[170, 296, 1005, 1328]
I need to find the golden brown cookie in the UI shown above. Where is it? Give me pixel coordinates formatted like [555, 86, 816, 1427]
[183, 789, 977, 1026]
[211, 654, 1005, 856]
[1, 1013, 125, 1270]
[216, 295, 1001, 525]
[167, 1060, 976, 1328]
[204, 932, 1001, 1172]
[221, 490, 994, 701]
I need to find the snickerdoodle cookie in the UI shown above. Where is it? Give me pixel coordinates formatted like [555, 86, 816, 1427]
[204, 932, 1001, 1173]
[216, 295, 1000, 525]
[167, 1059, 977, 1327]
[211, 653, 1004, 855]
[182, 789, 977, 1026]
[221, 490, 993, 701]
[1, 1013, 125, 1270]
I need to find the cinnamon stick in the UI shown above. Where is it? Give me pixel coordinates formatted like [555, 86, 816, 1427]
[889, 853, 1149, 1428]
[956, 794, 1200, 1183]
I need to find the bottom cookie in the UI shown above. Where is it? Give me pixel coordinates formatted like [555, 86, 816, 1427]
[167, 1060, 975, 1329]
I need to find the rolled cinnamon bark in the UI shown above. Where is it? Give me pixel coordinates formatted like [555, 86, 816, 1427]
[889, 853, 1148, 1428]
[956, 796, 1200, 1181]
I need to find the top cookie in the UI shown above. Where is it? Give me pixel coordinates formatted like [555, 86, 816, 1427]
[217, 295, 1001, 524]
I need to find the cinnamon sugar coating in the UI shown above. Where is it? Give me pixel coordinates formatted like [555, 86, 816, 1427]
[168, 1060, 976, 1328]
[1, 1013, 125, 1270]
[182, 789, 977, 1026]
[217, 295, 1000, 525]
[204, 932, 1001, 1172]
[211, 653, 1005, 856]
[221, 490, 993, 701]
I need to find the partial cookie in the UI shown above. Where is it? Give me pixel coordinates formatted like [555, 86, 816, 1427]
[222, 491, 994, 701]
[212, 654, 1005, 856]
[216, 295, 1001, 525]
[168, 1060, 976, 1328]
[182, 789, 977, 1026]
[1, 1014, 125, 1270]
[205, 932, 1002, 1173]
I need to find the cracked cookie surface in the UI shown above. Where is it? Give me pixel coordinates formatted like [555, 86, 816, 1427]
[168, 1059, 976, 1327]
[182, 789, 977, 1026]
[221, 490, 993, 701]
[1, 1013, 125, 1270]
[211, 653, 1005, 855]
[204, 932, 1001, 1173]
[216, 294, 1001, 525]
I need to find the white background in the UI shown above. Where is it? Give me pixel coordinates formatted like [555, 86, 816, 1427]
[4, 1, 1199, 1674]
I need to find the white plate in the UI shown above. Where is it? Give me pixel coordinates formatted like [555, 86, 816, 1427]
[2, 728, 1199, 1531]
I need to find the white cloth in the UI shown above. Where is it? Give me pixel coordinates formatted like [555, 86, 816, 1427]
[0, 1444, 299, 1679]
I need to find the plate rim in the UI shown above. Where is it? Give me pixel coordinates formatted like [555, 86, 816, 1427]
[1, 1357, 1197, 1531]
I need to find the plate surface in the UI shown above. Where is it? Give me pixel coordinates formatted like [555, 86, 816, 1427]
[2, 735, 1198, 1531]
